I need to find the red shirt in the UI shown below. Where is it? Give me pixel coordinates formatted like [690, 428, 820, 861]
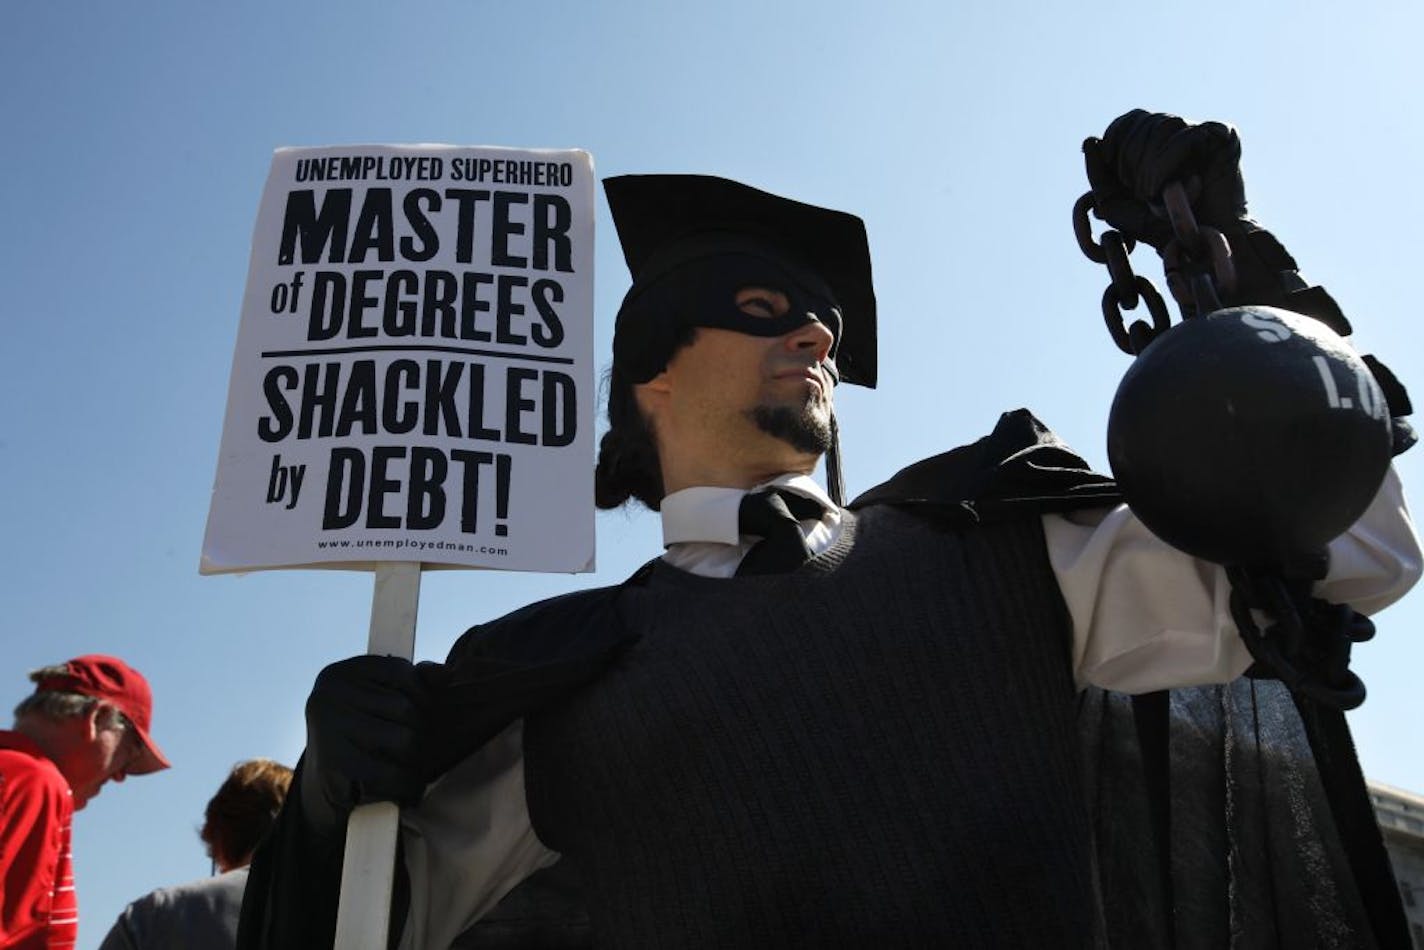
[0, 732, 76, 950]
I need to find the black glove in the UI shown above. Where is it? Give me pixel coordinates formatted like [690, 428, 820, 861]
[300, 654, 439, 837]
[1083, 109, 1348, 328]
[1083, 109, 1247, 250]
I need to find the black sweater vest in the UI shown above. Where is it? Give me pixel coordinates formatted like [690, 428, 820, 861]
[523, 505, 1099, 947]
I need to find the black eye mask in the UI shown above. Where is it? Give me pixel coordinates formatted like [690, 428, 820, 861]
[613, 249, 844, 385]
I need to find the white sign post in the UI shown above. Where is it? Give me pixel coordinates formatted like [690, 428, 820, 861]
[202, 145, 596, 948]
[336, 562, 420, 948]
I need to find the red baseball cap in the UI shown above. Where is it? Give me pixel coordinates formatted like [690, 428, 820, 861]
[37, 655, 170, 775]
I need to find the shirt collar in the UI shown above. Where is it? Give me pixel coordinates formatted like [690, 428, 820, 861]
[660, 474, 835, 548]
[0, 729, 48, 758]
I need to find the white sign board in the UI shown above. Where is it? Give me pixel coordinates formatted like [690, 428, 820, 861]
[202, 145, 596, 574]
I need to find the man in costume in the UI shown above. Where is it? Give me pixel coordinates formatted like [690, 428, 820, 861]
[240, 112, 1421, 947]
[1, 655, 170, 949]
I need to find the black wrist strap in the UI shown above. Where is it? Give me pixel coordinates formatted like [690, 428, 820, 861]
[1216, 225, 1353, 335]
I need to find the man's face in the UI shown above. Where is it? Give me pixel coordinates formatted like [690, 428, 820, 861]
[55, 706, 143, 809]
[640, 284, 836, 481]
[733, 287, 836, 455]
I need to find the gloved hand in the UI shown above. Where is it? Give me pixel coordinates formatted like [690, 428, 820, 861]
[300, 654, 438, 837]
[1083, 109, 1247, 249]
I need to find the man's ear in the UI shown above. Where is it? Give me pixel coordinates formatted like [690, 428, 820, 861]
[83, 703, 103, 740]
[631, 377, 670, 460]
[638, 369, 673, 396]
[633, 374, 673, 427]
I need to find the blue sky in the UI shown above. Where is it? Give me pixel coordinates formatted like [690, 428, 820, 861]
[5, 3, 1422, 944]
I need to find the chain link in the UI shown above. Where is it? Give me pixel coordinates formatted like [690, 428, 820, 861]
[1073, 191, 1164, 355]
[1073, 179, 1241, 351]
[1226, 565, 1374, 711]
[1100, 278, 1170, 356]
[1161, 182, 1237, 317]
[1101, 232, 1137, 308]
[1072, 192, 1134, 263]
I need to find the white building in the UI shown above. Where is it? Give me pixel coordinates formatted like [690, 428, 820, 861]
[1370, 781, 1424, 949]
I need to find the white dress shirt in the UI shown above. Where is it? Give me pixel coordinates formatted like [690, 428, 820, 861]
[398, 468, 1420, 948]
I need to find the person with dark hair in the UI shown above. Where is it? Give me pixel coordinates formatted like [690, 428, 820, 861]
[2, 655, 169, 949]
[241, 113, 1421, 948]
[97, 759, 292, 950]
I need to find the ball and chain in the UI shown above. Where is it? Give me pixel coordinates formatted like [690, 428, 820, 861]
[1073, 184, 1376, 710]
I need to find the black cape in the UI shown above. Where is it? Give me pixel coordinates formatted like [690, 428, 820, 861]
[238, 409, 1407, 949]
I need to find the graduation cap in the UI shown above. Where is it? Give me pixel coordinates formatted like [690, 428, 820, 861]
[604, 174, 878, 388]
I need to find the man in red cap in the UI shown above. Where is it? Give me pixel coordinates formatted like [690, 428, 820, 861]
[1, 655, 169, 949]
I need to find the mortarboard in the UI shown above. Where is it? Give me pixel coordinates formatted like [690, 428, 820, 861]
[604, 174, 877, 388]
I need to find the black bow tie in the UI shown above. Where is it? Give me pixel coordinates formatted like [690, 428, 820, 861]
[736, 489, 828, 576]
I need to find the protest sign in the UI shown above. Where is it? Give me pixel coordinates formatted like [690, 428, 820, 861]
[201, 145, 596, 574]
[202, 144, 597, 948]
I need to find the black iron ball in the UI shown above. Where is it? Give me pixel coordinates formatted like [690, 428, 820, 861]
[1107, 306, 1392, 568]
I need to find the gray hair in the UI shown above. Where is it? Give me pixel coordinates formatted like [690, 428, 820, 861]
[14, 664, 128, 730]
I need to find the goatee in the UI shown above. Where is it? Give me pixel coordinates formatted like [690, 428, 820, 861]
[749, 403, 832, 455]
